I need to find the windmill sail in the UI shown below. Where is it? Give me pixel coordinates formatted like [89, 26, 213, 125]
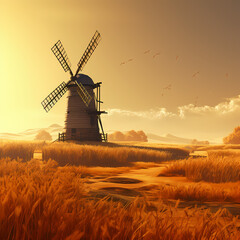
[51, 40, 73, 76]
[75, 81, 92, 106]
[41, 81, 68, 112]
[75, 31, 101, 75]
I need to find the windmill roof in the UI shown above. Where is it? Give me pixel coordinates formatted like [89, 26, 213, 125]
[76, 74, 94, 86]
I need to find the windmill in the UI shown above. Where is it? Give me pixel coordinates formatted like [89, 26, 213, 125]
[41, 31, 107, 142]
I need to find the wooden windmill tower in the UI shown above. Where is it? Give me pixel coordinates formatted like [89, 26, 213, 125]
[41, 31, 107, 142]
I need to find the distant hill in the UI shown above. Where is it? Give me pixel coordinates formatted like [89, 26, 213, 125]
[48, 124, 62, 128]
[147, 133, 194, 144]
[0, 124, 64, 141]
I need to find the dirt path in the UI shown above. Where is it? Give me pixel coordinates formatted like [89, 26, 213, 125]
[87, 163, 240, 216]
[90, 164, 188, 190]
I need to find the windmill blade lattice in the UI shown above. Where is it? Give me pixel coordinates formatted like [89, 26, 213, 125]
[41, 81, 68, 112]
[75, 81, 92, 106]
[51, 40, 73, 76]
[75, 31, 101, 75]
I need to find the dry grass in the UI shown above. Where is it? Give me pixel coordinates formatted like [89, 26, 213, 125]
[196, 145, 226, 151]
[156, 151, 240, 202]
[207, 150, 240, 158]
[156, 182, 240, 202]
[224, 144, 240, 149]
[113, 141, 190, 159]
[0, 158, 239, 239]
[160, 153, 240, 183]
[197, 144, 240, 151]
[1, 140, 240, 238]
[116, 141, 188, 149]
[42, 142, 173, 167]
[0, 140, 44, 161]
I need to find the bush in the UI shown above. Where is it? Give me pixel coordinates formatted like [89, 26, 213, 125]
[35, 130, 52, 141]
[223, 126, 240, 144]
[108, 130, 148, 142]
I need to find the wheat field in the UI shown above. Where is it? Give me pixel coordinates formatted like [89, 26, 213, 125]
[155, 181, 240, 202]
[42, 142, 173, 167]
[0, 140, 42, 161]
[0, 157, 239, 239]
[0, 141, 239, 239]
[160, 151, 240, 183]
[156, 150, 240, 202]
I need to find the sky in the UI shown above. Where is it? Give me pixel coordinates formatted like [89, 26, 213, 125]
[0, 0, 240, 142]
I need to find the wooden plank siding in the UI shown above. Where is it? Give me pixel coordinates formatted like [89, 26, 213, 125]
[65, 84, 101, 141]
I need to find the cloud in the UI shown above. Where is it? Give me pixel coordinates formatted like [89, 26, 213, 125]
[107, 108, 176, 119]
[178, 95, 240, 118]
[104, 95, 240, 142]
[107, 95, 240, 120]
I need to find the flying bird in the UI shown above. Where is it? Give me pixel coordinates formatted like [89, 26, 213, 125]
[153, 52, 160, 58]
[120, 58, 133, 66]
[161, 84, 172, 97]
[192, 72, 200, 78]
[144, 50, 151, 54]
[163, 84, 172, 90]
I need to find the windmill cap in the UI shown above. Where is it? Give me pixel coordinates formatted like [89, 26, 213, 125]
[76, 74, 94, 86]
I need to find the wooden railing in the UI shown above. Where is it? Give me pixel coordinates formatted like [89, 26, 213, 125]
[58, 132, 66, 142]
[58, 132, 107, 142]
[101, 133, 107, 142]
